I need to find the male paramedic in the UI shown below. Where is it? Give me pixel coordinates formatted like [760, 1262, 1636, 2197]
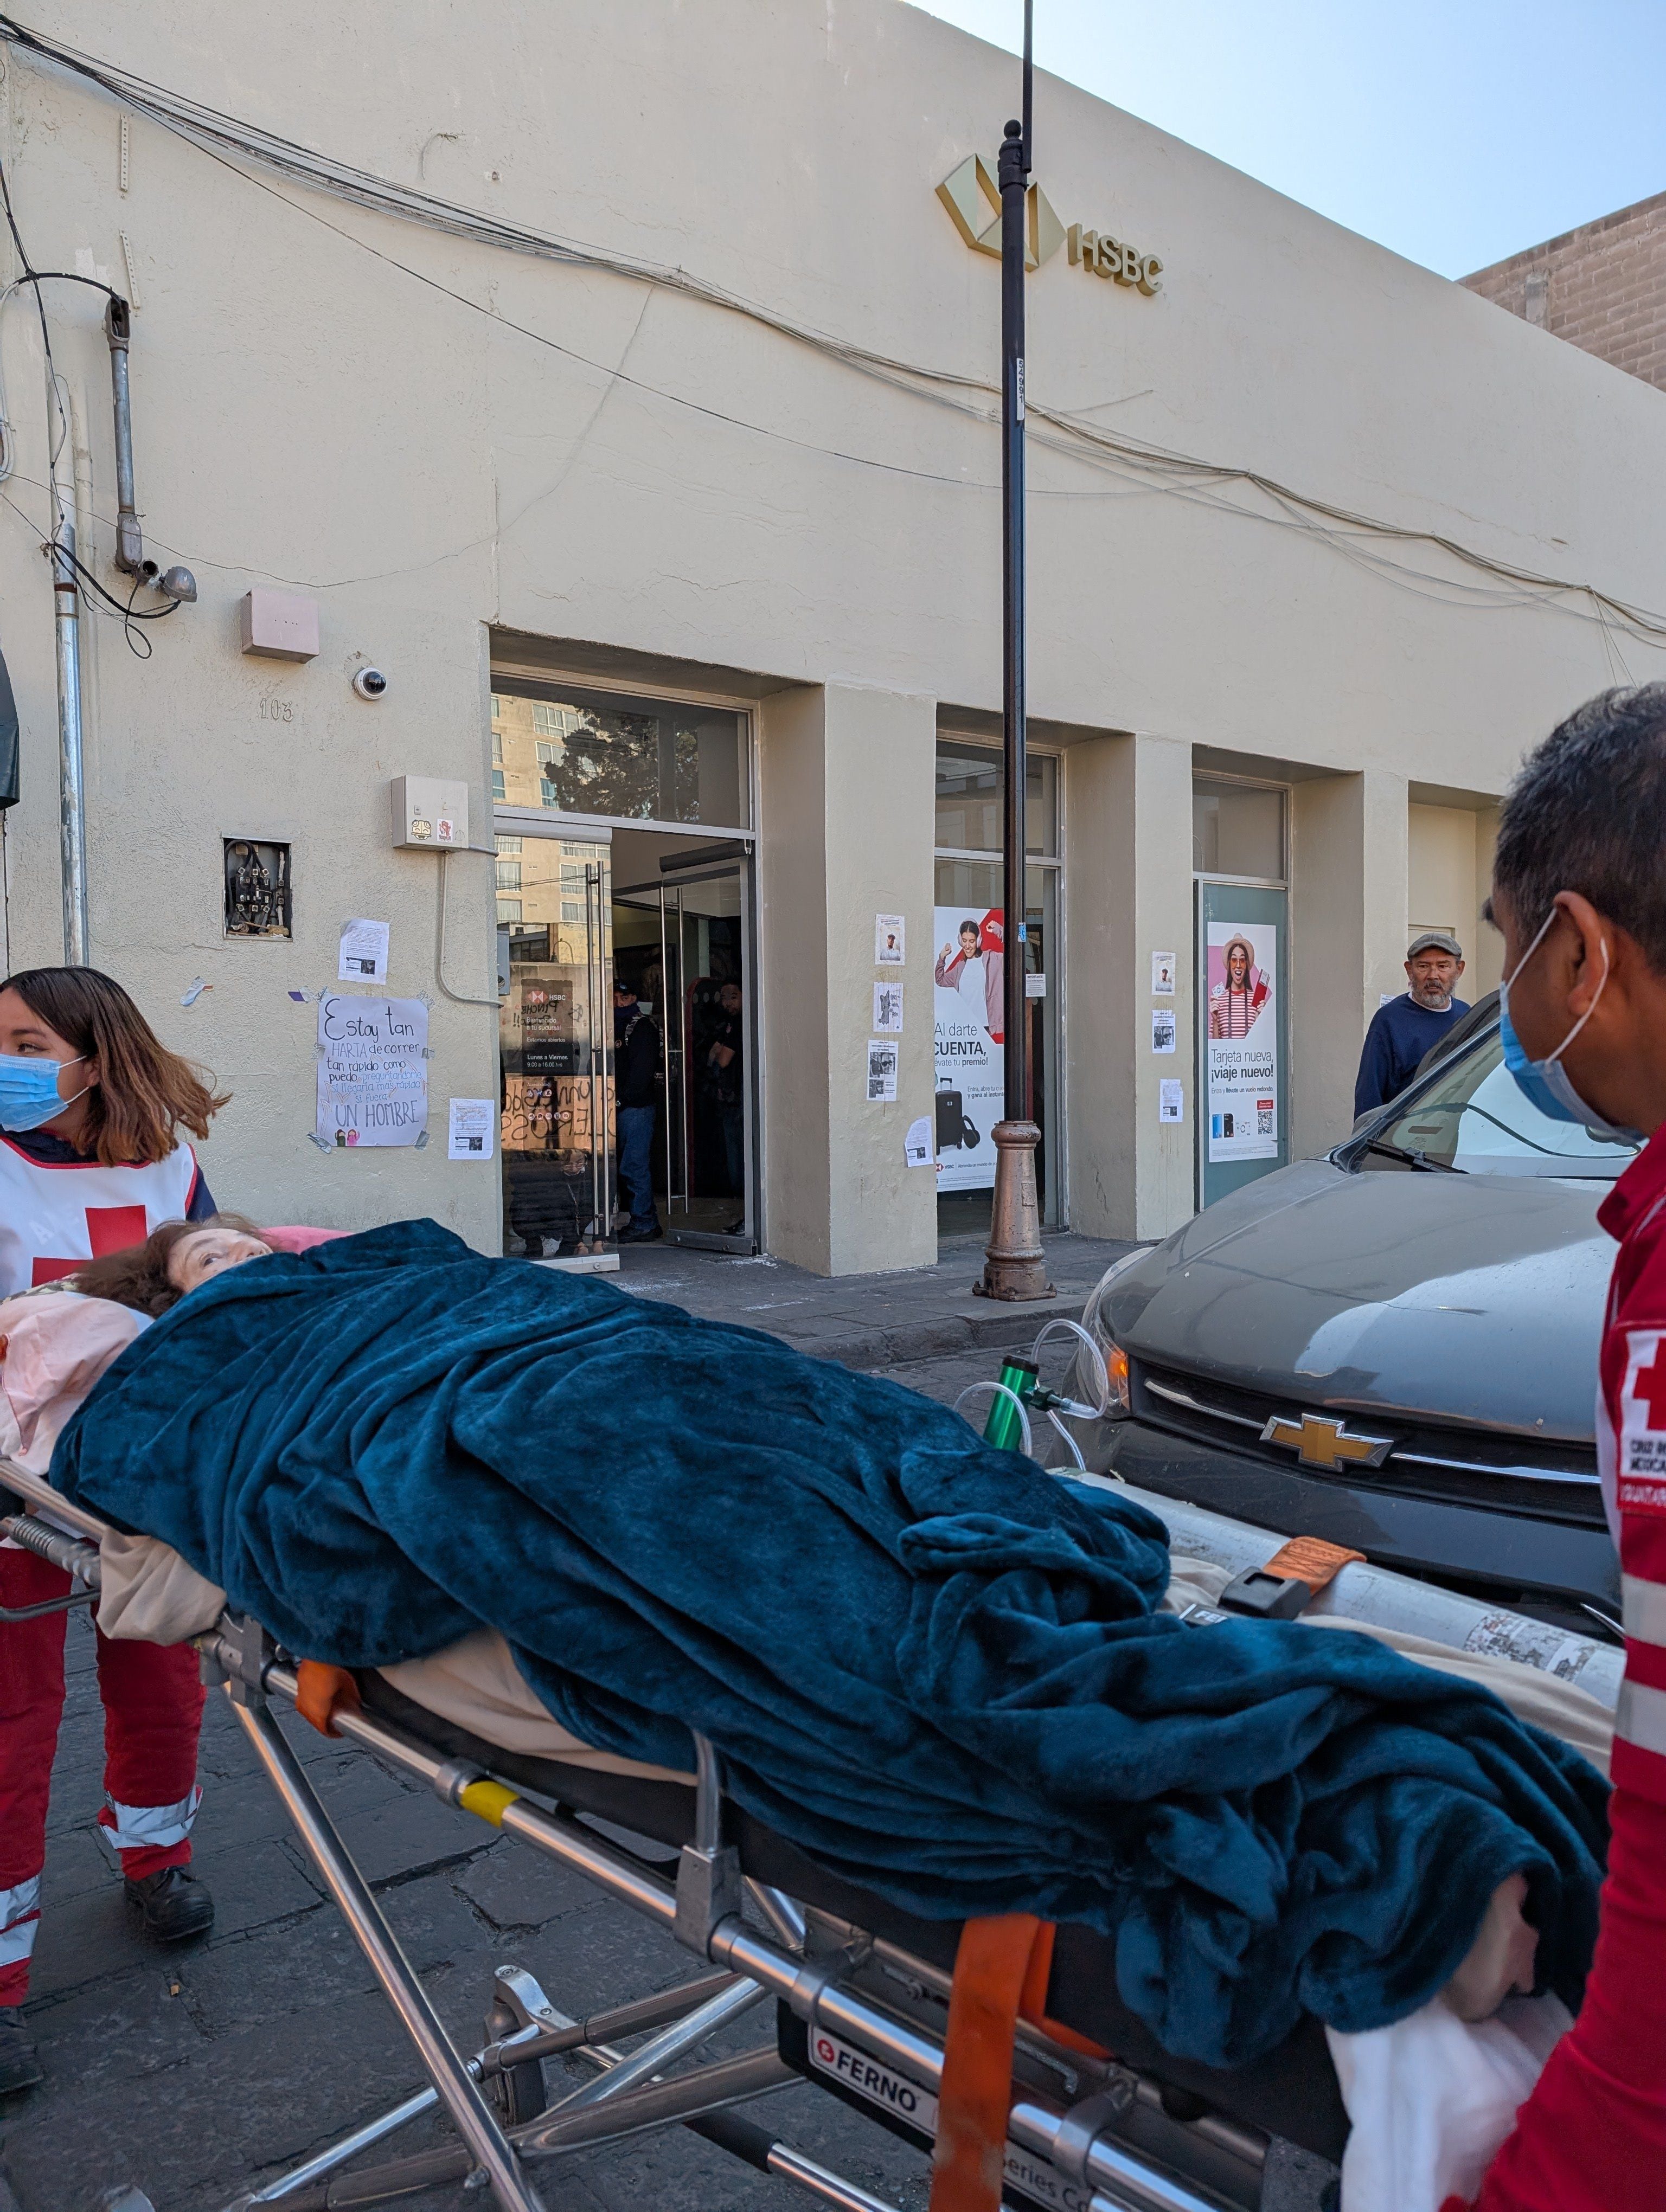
[1353, 929, 1470, 1116]
[1451, 683, 1666, 2209]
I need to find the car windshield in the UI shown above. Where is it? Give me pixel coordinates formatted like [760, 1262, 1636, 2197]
[1358, 1024, 1639, 1179]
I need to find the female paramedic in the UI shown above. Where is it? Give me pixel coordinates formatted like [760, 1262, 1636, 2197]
[1449, 689, 1666, 2210]
[0, 966, 226, 2093]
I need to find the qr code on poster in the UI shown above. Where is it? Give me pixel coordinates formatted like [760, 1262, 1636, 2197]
[1256, 1101, 1274, 1136]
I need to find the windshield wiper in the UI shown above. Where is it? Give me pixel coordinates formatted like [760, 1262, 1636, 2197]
[1362, 1139, 1466, 1174]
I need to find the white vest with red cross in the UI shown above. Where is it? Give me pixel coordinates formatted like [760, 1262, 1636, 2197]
[0, 1136, 201, 1296]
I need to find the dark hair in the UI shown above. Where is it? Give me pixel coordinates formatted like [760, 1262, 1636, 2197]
[0, 967, 229, 1166]
[1495, 685, 1666, 972]
[69, 1213, 266, 1317]
[959, 918, 979, 937]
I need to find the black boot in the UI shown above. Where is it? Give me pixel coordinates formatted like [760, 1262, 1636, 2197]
[124, 1866, 214, 1943]
[0, 2008, 42, 2093]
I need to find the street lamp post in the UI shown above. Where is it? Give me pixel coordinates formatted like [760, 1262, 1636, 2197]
[978, 5, 1053, 1303]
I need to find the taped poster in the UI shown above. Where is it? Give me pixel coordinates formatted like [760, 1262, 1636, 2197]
[316, 994, 428, 1147]
[933, 904, 1003, 1191]
[1204, 923, 1278, 1161]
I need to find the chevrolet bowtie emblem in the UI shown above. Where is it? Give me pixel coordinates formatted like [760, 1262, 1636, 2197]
[1260, 1411, 1393, 1473]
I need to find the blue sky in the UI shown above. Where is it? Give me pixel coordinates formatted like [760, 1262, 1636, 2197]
[908, 2, 1666, 278]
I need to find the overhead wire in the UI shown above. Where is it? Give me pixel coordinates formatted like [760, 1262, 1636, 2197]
[3, 12, 1665, 650]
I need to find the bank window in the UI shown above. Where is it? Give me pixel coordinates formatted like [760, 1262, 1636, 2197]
[489, 681, 748, 829]
[934, 739, 1056, 857]
[1192, 779, 1286, 884]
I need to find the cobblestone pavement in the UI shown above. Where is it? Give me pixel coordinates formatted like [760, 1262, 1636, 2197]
[0, 1233, 1133, 2211]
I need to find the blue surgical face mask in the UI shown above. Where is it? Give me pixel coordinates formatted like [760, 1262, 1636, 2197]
[1497, 907, 1642, 1144]
[0, 1052, 86, 1133]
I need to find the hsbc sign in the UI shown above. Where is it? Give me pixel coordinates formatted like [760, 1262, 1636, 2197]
[937, 155, 1163, 296]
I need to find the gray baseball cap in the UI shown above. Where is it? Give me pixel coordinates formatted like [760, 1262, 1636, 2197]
[1407, 930, 1463, 961]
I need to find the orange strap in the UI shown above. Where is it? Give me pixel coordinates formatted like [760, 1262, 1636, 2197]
[294, 1660, 362, 1738]
[1017, 1922, 1111, 2061]
[929, 1915, 1042, 2212]
[928, 1918, 1117, 2212]
[1258, 1535, 1364, 1592]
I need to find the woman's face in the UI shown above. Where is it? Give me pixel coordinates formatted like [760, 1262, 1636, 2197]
[0, 987, 99, 1117]
[168, 1226, 271, 1295]
[960, 927, 979, 956]
[1227, 946, 1249, 987]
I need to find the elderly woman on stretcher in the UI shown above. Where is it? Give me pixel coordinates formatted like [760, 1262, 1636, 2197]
[0, 1216, 1616, 2208]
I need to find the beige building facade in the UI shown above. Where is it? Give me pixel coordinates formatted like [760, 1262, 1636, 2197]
[1, 2, 1663, 1275]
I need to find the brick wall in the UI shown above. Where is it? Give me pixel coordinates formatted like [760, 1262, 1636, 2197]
[1463, 189, 1666, 393]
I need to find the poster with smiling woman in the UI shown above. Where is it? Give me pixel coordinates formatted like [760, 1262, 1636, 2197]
[1204, 924, 1278, 1161]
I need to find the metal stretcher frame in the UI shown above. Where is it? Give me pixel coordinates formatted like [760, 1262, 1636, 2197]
[0, 1455, 1305, 2212]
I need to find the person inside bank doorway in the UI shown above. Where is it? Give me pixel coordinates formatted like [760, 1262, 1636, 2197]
[613, 975, 662, 1244]
[705, 980, 745, 1211]
[1354, 930, 1471, 1117]
[0, 965, 226, 2092]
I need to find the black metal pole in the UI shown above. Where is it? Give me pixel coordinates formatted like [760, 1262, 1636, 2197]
[998, 76, 1029, 1122]
[977, 3, 1051, 1300]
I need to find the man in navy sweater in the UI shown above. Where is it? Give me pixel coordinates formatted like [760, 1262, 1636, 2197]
[1354, 930, 1471, 1117]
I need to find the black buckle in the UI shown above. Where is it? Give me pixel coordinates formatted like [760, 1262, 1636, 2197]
[1216, 1568, 1311, 1619]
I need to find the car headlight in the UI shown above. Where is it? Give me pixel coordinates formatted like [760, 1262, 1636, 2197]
[1078, 1248, 1147, 1417]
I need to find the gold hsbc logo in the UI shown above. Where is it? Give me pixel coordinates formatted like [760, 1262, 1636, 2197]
[937, 155, 1163, 295]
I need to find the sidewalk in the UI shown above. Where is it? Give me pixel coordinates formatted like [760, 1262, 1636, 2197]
[614, 1227, 1136, 1373]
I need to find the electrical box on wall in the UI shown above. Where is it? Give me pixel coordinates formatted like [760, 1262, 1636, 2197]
[389, 776, 469, 849]
[240, 588, 319, 661]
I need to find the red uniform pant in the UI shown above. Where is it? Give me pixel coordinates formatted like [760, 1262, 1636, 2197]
[0, 1547, 206, 2002]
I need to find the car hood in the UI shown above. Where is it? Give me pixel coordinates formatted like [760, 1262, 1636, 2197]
[1107, 1158, 1612, 1443]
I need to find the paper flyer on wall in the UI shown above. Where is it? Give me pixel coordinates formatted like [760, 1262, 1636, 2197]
[1204, 922, 1278, 1161]
[866, 1038, 899, 1103]
[933, 903, 1004, 1191]
[447, 1097, 495, 1160]
[316, 993, 429, 1147]
[872, 981, 904, 1033]
[338, 917, 390, 982]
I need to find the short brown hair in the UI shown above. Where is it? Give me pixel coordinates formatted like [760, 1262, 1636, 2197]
[1, 967, 229, 1166]
[70, 1213, 266, 1317]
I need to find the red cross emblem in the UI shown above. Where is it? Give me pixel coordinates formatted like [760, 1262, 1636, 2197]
[1631, 1336, 1666, 1432]
[31, 1206, 149, 1287]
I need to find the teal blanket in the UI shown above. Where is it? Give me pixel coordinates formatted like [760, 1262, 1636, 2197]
[53, 1220, 1606, 2069]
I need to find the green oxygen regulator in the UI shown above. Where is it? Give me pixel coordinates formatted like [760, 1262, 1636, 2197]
[981, 1353, 1084, 1452]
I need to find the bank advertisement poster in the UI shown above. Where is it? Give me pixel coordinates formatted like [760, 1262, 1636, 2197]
[1204, 923, 1278, 1162]
[933, 905, 1004, 1191]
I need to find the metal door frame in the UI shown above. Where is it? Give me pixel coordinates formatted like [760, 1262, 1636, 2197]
[614, 845, 757, 1255]
[496, 821, 616, 1267]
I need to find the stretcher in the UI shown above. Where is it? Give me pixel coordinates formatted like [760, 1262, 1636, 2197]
[0, 1348, 1619, 2212]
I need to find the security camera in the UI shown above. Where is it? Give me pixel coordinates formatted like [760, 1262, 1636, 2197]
[353, 667, 388, 700]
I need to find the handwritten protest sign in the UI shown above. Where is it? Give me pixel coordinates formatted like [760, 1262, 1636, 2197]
[316, 994, 428, 1148]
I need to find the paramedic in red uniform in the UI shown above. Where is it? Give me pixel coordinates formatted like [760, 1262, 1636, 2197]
[0, 967, 226, 2093]
[1447, 686, 1666, 2210]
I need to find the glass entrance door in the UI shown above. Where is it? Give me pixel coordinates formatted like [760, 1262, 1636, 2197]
[497, 834, 616, 1264]
[615, 848, 754, 1253]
